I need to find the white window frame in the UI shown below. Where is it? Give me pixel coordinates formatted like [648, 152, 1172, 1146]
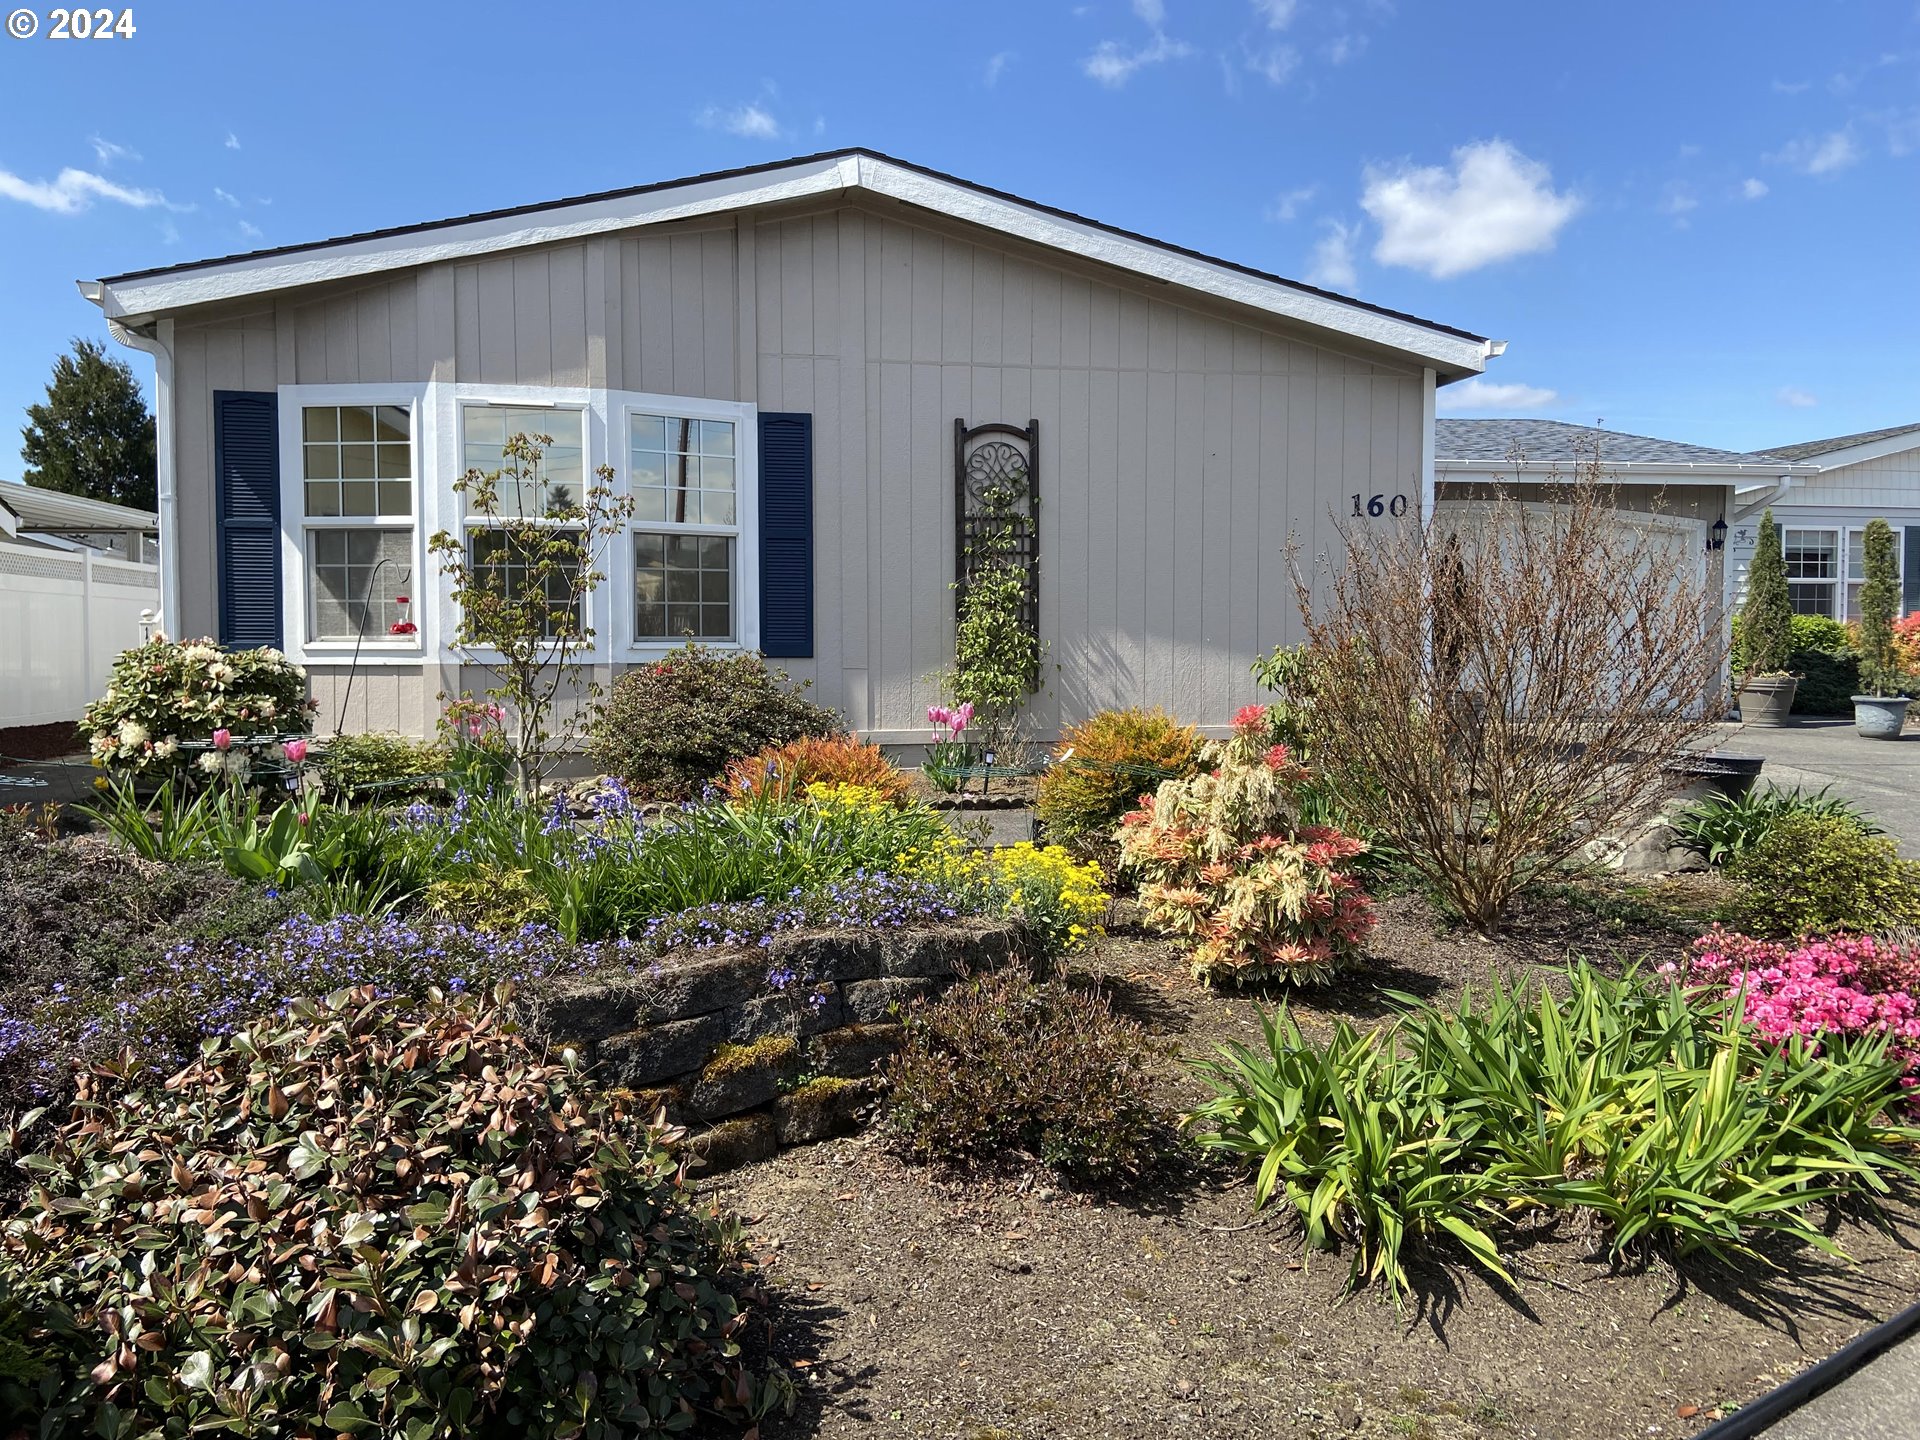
[452, 388, 604, 659]
[1782, 526, 1842, 619]
[617, 393, 760, 658]
[1844, 523, 1905, 622]
[277, 382, 430, 664]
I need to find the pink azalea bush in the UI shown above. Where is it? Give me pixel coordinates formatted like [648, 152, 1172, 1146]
[1118, 704, 1374, 985]
[1664, 925, 1920, 1091]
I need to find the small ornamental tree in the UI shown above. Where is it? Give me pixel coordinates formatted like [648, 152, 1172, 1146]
[1742, 509, 1795, 679]
[1856, 517, 1903, 696]
[430, 433, 634, 797]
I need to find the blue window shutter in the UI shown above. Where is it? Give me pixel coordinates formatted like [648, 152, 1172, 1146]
[214, 390, 283, 649]
[758, 411, 813, 658]
[1904, 526, 1920, 617]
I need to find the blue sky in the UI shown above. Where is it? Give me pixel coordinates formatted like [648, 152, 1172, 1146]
[0, 0, 1914, 480]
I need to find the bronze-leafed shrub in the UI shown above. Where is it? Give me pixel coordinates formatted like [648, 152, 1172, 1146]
[0, 988, 783, 1436]
[722, 733, 911, 806]
[1035, 707, 1201, 846]
[885, 969, 1168, 1181]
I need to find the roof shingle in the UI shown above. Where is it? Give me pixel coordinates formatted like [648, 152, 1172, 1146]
[1755, 423, 1920, 463]
[1435, 418, 1789, 467]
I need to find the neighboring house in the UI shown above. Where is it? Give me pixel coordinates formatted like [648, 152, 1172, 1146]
[79, 149, 1499, 741]
[0, 482, 160, 728]
[1751, 424, 1920, 622]
[1433, 418, 1815, 627]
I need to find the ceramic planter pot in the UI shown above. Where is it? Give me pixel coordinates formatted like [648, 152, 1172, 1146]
[1663, 751, 1766, 804]
[1852, 695, 1912, 739]
[1737, 675, 1798, 727]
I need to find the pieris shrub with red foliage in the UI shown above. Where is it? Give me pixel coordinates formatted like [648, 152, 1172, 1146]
[1117, 704, 1374, 985]
[1664, 925, 1920, 1092]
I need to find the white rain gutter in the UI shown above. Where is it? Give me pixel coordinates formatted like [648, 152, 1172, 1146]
[92, 294, 179, 637]
[1731, 473, 1801, 518]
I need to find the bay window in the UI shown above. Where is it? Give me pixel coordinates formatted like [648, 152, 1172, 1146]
[300, 403, 415, 642]
[629, 411, 738, 641]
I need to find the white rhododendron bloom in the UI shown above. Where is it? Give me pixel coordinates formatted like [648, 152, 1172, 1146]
[116, 720, 150, 749]
[154, 735, 180, 759]
[197, 751, 224, 774]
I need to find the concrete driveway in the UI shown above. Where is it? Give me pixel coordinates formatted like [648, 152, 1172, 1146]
[1707, 719, 1920, 854]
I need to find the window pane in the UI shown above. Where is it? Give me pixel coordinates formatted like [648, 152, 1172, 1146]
[304, 443, 338, 482]
[1789, 582, 1835, 617]
[307, 528, 413, 641]
[378, 482, 412, 518]
[634, 530, 732, 641]
[339, 406, 376, 443]
[700, 492, 736, 526]
[463, 405, 586, 519]
[341, 480, 378, 516]
[340, 443, 377, 480]
[700, 419, 735, 456]
[633, 488, 667, 522]
[468, 527, 584, 639]
[631, 414, 666, 451]
[303, 408, 338, 443]
[702, 456, 735, 492]
[306, 482, 341, 517]
[375, 406, 410, 442]
[1783, 530, 1838, 580]
[376, 443, 411, 479]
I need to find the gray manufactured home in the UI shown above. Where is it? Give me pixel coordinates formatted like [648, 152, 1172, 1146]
[82, 149, 1497, 740]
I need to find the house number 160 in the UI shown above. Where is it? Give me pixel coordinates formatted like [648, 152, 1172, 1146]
[1351, 492, 1409, 518]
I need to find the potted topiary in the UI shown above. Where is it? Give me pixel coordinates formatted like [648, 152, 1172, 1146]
[1851, 517, 1912, 739]
[1737, 509, 1798, 726]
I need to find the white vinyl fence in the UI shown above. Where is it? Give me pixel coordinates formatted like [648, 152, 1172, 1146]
[0, 539, 159, 729]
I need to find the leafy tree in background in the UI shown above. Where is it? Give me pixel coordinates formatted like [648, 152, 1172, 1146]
[20, 338, 157, 510]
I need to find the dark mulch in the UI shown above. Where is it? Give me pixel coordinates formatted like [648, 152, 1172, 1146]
[0, 721, 84, 764]
[717, 877, 1920, 1440]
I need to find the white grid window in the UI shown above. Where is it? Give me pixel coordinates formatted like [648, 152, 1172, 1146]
[301, 404, 414, 642]
[630, 412, 737, 641]
[460, 404, 590, 641]
[1845, 526, 1904, 622]
[1783, 528, 1839, 618]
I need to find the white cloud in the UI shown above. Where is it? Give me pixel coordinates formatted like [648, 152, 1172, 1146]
[1305, 219, 1360, 292]
[1325, 32, 1364, 65]
[1776, 386, 1819, 408]
[238, 220, 263, 240]
[224, 132, 241, 150]
[160, 218, 181, 245]
[1436, 378, 1560, 413]
[214, 186, 240, 208]
[697, 102, 782, 140]
[1361, 139, 1581, 279]
[1083, 31, 1194, 86]
[1772, 78, 1811, 95]
[1245, 42, 1298, 85]
[1252, 0, 1298, 27]
[984, 50, 1013, 86]
[0, 165, 167, 214]
[88, 136, 138, 167]
[1770, 129, 1859, 175]
[1742, 176, 1770, 199]
[1132, 0, 1165, 22]
[1659, 182, 1699, 222]
[1265, 184, 1318, 222]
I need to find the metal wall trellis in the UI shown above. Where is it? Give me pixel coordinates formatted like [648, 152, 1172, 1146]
[953, 417, 1040, 689]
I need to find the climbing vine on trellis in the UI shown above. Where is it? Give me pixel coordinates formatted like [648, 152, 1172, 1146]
[953, 418, 1041, 698]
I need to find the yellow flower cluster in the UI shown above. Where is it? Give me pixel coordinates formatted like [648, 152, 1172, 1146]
[802, 781, 896, 816]
[900, 834, 1108, 953]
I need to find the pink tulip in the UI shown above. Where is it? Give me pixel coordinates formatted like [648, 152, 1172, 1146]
[954, 702, 975, 729]
[212, 728, 232, 751]
[928, 705, 951, 727]
[282, 738, 309, 763]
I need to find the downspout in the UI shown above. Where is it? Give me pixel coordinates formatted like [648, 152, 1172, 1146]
[1419, 368, 1437, 522]
[1732, 472, 1798, 520]
[102, 311, 180, 639]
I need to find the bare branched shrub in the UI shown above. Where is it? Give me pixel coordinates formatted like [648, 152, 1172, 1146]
[1292, 468, 1728, 930]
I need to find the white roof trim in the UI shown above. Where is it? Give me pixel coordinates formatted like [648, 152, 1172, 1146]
[1785, 429, 1920, 471]
[89, 152, 1491, 377]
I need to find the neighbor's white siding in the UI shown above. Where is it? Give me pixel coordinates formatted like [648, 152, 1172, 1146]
[0, 540, 159, 727]
[162, 202, 1427, 740]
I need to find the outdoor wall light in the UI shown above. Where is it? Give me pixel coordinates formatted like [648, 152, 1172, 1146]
[1708, 515, 1728, 552]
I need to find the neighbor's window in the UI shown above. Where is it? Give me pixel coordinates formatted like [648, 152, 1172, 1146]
[460, 404, 589, 640]
[301, 404, 414, 642]
[1783, 527, 1839, 618]
[630, 412, 736, 642]
[1844, 526, 1904, 622]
